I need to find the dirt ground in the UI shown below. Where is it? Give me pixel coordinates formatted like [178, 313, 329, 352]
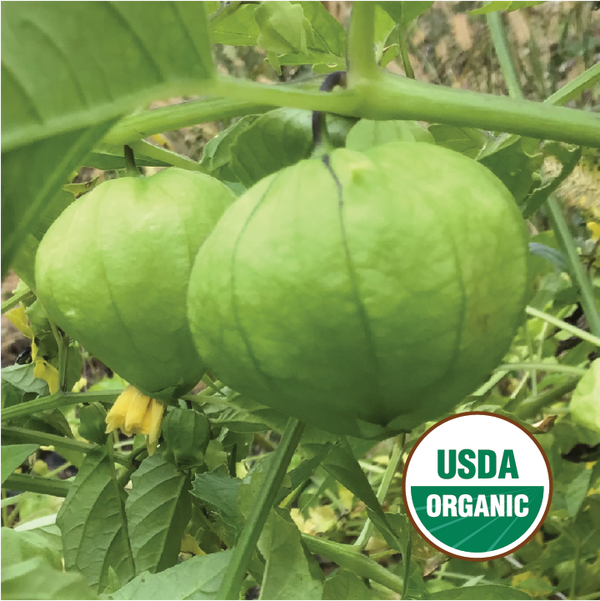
[2, 272, 29, 368]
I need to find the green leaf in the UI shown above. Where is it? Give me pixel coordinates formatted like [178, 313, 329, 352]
[125, 453, 192, 575]
[258, 509, 324, 600]
[570, 359, 600, 434]
[1, 556, 98, 600]
[108, 550, 232, 600]
[1, 526, 61, 571]
[200, 116, 261, 182]
[218, 1, 345, 70]
[255, 2, 313, 55]
[203, 394, 289, 433]
[469, 2, 545, 15]
[210, 4, 261, 46]
[378, 2, 435, 25]
[191, 470, 242, 536]
[1, 364, 49, 397]
[57, 446, 135, 593]
[1, 443, 38, 485]
[2, 1, 215, 272]
[231, 108, 314, 187]
[429, 584, 532, 599]
[479, 138, 543, 203]
[346, 119, 434, 151]
[522, 143, 582, 218]
[429, 124, 489, 158]
[322, 570, 373, 600]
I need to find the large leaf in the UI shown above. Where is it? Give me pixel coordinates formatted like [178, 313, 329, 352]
[125, 454, 192, 575]
[108, 550, 232, 600]
[1, 526, 61, 571]
[230, 108, 314, 187]
[2, 364, 50, 399]
[1, 1, 215, 272]
[210, 1, 345, 72]
[1, 556, 98, 601]
[56, 446, 135, 593]
[258, 509, 324, 600]
[191, 470, 242, 536]
[1, 443, 38, 485]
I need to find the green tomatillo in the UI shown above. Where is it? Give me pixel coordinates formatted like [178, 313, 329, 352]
[187, 142, 530, 439]
[35, 168, 235, 401]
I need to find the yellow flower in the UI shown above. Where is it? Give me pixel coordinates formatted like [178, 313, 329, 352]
[587, 221, 600, 241]
[105, 385, 165, 455]
[6, 305, 59, 394]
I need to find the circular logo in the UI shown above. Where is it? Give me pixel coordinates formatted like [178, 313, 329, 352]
[402, 412, 552, 561]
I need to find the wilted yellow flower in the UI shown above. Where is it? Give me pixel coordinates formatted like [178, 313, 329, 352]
[6, 305, 59, 394]
[105, 385, 166, 455]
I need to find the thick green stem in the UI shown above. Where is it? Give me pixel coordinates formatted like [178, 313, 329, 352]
[302, 535, 404, 594]
[516, 377, 580, 419]
[487, 12, 524, 99]
[209, 73, 600, 148]
[1, 390, 121, 421]
[545, 197, 600, 338]
[347, 2, 377, 82]
[102, 64, 600, 150]
[3, 473, 71, 498]
[1, 425, 129, 465]
[217, 418, 305, 600]
[355, 434, 405, 549]
[103, 97, 272, 146]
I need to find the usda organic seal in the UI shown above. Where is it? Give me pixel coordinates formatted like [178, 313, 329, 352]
[403, 412, 552, 561]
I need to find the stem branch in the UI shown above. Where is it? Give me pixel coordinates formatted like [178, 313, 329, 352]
[347, 3, 377, 82]
[217, 418, 305, 600]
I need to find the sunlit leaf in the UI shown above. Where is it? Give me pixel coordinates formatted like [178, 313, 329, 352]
[57, 446, 135, 592]
[125, 454, 192, 575]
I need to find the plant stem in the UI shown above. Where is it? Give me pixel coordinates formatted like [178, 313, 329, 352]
[347, 2, 377, 82]
[1, 425, 129, 465]
[545, 196, 600, 338]
[516, 377, 580, 419]
[1, 286, 33, 314]
[355, 434, 405, 549]
[0, 493, 27, 508]
[526, 306, 600, 347]
[123, 145, 140, 177]
[545, 62, 600, 106]
[1, 390, 121, 421]
[3, 473, 71, 498]
[117, 446, 148, 487]
[486, 11, 524, 99]
[217, 418, 305, 600]
[103, 97, 272, 146]
[524, 320, 538, 396]
[497, 363, 587, 376]
[302, 534, 404, 595]
[397, 23, 415, 79]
